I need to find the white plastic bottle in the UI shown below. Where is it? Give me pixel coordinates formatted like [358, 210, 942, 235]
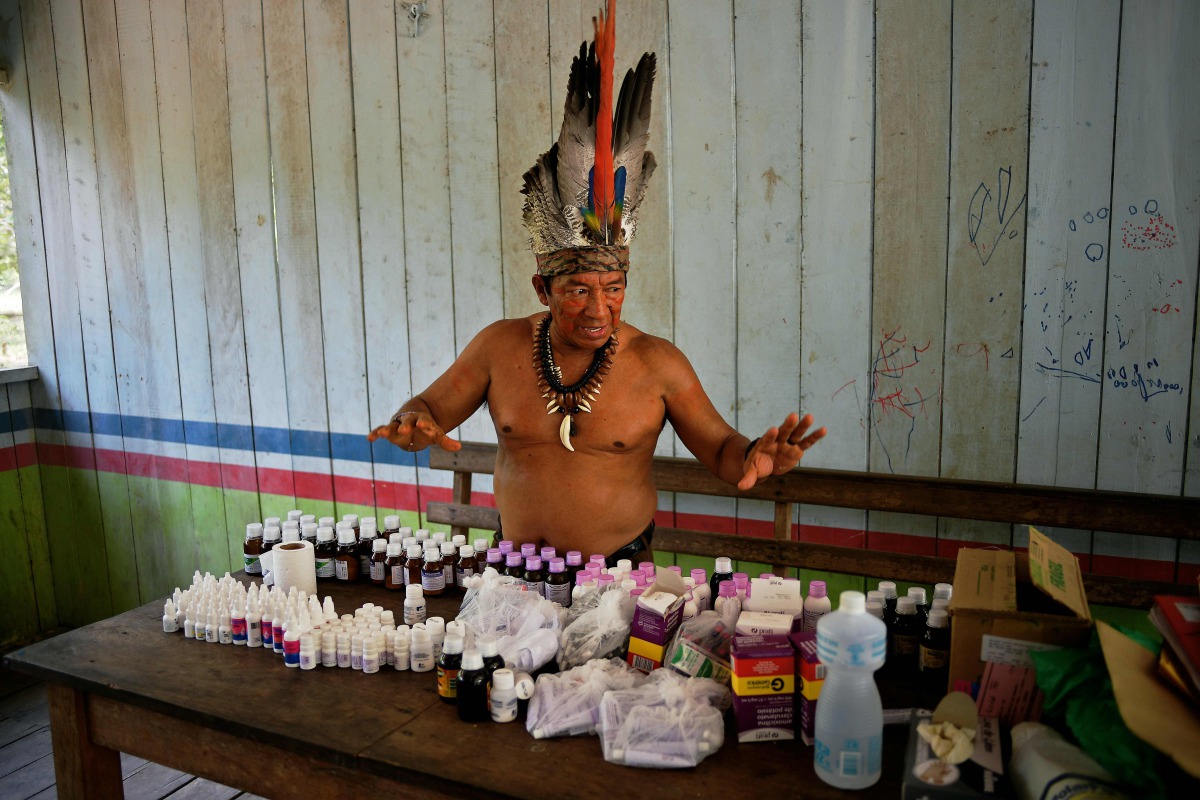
[814, 590, 887, 790]
[404, 584, 426, 626]
[802, 580, 832, 632]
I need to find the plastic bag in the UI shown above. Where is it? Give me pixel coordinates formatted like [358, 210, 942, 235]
[456, 568, 560, 671]
[598, 668, 729, 768]
[526, 658, 645, 739]
[663, 610, 734, 682]
[1031, 632, 1165, 798]
[557, 588, 635, 670]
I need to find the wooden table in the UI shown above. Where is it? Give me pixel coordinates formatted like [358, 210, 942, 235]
[4, 576, 908, 799]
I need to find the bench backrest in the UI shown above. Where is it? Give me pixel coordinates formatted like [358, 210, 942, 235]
[428, 443, 1198, 607]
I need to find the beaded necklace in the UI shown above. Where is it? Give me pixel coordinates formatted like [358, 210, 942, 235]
[532, 314, 617, 451]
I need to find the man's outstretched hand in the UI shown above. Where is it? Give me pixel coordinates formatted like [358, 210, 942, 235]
[738, 413, 827, 490]
[367, 410, 462, 454]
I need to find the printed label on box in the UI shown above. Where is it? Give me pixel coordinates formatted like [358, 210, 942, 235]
[979, 635, 1063, 669]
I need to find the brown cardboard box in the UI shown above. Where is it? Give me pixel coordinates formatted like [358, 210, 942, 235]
[947, 527, 1092, 696]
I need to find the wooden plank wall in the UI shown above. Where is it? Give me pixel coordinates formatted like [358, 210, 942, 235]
[0, 0, 1198, 644]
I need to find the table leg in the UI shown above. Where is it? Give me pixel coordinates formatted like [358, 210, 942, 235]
[47, 684, 124, 800]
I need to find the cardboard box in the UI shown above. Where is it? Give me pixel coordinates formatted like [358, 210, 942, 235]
[666, 638, 732, 684]
[731, 693, 794, 742]
[735, 611, 794, 636]
[947, 527, 1091, 698]
[627, 569, 686, 673]
[901, 709, 1007, 798]
[788, 631, 826, 683]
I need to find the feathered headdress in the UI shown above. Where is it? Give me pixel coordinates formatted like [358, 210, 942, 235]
[521, 0, 657, 277]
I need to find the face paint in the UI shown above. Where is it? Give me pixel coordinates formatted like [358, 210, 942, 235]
[539, 271, 625, 353]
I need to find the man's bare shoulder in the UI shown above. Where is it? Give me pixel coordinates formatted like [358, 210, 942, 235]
[621, 323, 684, 362]
[468, 315, 541, 349]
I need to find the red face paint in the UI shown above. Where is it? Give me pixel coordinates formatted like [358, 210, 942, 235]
[542, 272, 626, 353]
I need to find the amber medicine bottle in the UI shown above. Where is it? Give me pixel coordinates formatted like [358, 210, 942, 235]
[437, 634, 464, 704]
[314, 526, 337, 580]
[370, 538, 388, 585]
[243, 523, 264, 575]
[385, 543, 405, 591]
[334, 528, 359, 582]
[422, 550, 446, 596]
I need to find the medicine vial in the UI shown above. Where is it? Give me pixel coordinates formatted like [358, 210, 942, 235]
[523, 556, 545, 596]
[410, 628, 434, 672]
[299, 634, 317, 670]
[246, 601, 262, 648]
[321, 631, 337, 667]
[455, 546, 476, 590]
[283, 626, 301, 667]
[690, 569, 710, 611]
[544, 558, 571, 605]
[385, 543, 406, 591]
[709, 557, 734, 599]
[362, 637, 380, 674]
[315, 526, 337, 580]
[231, 604, 247, 645]
[489, 668, 519, 723]
[803, 580, 833, 632]
[404, 584, 426, 625]
[243, 523, 264, 575]
[163, 600, 178, 633]
[337, 633, 351, 668]
[440, 542, 457, 592]
[889, 596, 922, 679]
[334, 527, 360, 582]
[422, 550, 446, 596]
[370, 538, 388, 585]
[456, 649, 490, 722]
[437, 634, 464, 703]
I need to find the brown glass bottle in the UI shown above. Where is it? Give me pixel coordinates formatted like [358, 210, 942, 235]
[243, 523, 264, 576]
[356, 526, 375, 582]
[314, 527, 337, 581]
[421, 550, 446, 597]
[369, 538, 388, 586]
[404, 544, 423, 587]
[440, 542, 457, 595]
[334, 529, 359, 582]
[384, 543, 405, 591]
[455, 546, 476, 591]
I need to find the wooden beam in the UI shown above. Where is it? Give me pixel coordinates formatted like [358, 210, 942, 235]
[47, 685, 123, 800]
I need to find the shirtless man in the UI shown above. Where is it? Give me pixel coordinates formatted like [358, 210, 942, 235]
[366, 267, 826, 563]
[367, 1, 825, 564]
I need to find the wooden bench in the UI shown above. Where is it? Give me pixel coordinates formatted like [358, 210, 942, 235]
[428, 442, 1198, 608]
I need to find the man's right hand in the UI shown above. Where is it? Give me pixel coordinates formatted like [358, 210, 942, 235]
[367, 410, 462, 453]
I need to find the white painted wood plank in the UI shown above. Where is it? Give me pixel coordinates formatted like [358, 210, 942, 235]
[444, 0, 503, 454]
[938, 0, 1032, 553]
[732, 0, 802, 537]
[1190, 279, 1200, 496]
[49, 0, 125, 620]
[1017, 0, 1118, 491]
[87, 0, 187, 605]
[223, 0, 296, 508]
[496, 0, 552, 321]
[666, 0, 736, 532]
[262, 0, 334, 502]
[1096, 0, 1200, 495]
[866, 0, 951, 550]
[0, 1, 59, 626]
[151, 0, 233, 577]
[304, 0, 372, 516]
[395, 0, 456, 512]
[349, 0, 417, 515]
[798, 0, 874, 542]
[185, 0, 260, 546]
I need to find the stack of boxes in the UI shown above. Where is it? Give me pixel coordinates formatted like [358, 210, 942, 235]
[730, 634, 795, 741]
[626, 569, 686, 673]
[789, 631, 825, 745]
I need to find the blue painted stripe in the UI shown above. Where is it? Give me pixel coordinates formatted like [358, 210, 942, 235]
[16, 407, 432, 467]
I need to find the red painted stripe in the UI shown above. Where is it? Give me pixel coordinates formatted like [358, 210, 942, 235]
[676, 512, 736, 535]
[221, 462, 258, 491]
[653, 509, 675, 528]
[0, 446, 16, 472]
[1178, 562, 1200, 585]
[866, 530, 937, 557]
[257, 467, 296, 498]
[14, 442, 38, 468]
[798, 524, 865, 548]
[736, 518, 776, 539]
[293, 471, 334, 503]
[1090, 553, 1176, 582]
[332, 473, 376, 507]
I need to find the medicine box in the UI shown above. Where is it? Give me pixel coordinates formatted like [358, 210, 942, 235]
[947, 527, 1091, 705]
[735, 611, 794, 636]
[731, 635, 795, 742]
[627, 569, 686, 673]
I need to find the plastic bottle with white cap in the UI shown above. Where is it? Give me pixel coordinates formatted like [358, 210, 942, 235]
[457, 649, 490, 722]
[814, 591, 886, 790]
[709, 556, 734, 599]
[489, 668, 519, 723]
[410, 628, 434, 672]
[404, 584, 426, 626]
[362, 636, 380, 674]
[163, 600, 178, 633]
[299, 633, 317, 670]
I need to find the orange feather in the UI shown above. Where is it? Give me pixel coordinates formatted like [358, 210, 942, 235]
[592, 0, 616, 241]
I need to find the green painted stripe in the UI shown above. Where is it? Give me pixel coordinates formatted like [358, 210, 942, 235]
[14, 464, 57, 631]
[41, 465, 114, 626]
[95, 471, 140, 613]
[0, 470, 40, 646]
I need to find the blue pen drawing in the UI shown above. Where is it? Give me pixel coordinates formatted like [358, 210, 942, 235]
[968, 166, 1026, 266]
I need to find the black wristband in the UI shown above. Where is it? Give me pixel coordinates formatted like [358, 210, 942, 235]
[744, 437, 760, 461]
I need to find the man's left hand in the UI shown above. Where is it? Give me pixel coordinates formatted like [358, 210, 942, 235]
[738, 413, 827, 490]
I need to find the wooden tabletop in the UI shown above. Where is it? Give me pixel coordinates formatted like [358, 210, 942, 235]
[5, 576, 907, 798]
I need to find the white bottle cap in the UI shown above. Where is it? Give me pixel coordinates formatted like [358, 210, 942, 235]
[245, 523, 263, 539]
[372, 538, 387, 553]
[878, 580, 897, 598]
[337, 528, 356, 545]
[264, 516, 281, 527]
[896, 596, 917, 614]
[838, 590, 866, 614]
[443, 634, 464, 655]
[446, 620, 466, 639]
[459, 545, 474, 558]
[715, 557, 732, 573]
[319, 516, 335, 528]
[407, 544, 423, 558]
[406, 584, 423, 599]
[426, 617, 445, 635]
[492, 668, 514, 690]
[387, 542, 402, 557]
[282, 529, 300, 543]
[927, 609, 950, 628]
[461, 649, 483, 670]
[441, 542, 455, 556]
[317, 526, 335, 543]
[384, 515, 401, 530]
[934, 583, 953, 600]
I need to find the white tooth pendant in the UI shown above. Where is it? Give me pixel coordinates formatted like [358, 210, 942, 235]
[558, 414, 575, 452]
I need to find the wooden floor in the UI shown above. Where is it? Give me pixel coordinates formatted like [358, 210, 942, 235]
[0, 666, 264, 800]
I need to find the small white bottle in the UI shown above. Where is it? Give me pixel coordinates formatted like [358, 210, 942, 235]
[218, 609, 233, 644]
[362, 637, 380, 674]
[321, 631, 337, 667]
[182, 605, 195, 639]
[713, 582, 741, 628]
[803, 580, 832, 633]
[426, 617, 446, 661]
[351, 634, 364, 670]
[299, 634, 317, 670]
[163, 600, 179, 633]
[690, 569, 711, 612]
[394, 636, 411, 671]
[205, 609, 219, 643]
[337, 633, 351, 668]
[410, 628, 434, 672]
[404, 584, 426, 625]
[490, 669, 519, 723]
[681, 592, 699, 621]
[246, 601, 262, 648]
